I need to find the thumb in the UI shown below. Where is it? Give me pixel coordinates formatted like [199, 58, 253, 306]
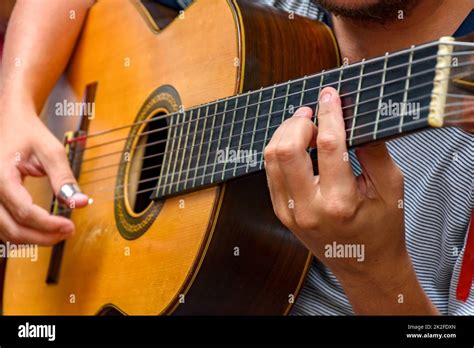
[34, 134, 89, 209]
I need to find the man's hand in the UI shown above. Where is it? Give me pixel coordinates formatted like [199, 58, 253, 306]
[264, 87, 439, 314]
[0, 98, 89, 245]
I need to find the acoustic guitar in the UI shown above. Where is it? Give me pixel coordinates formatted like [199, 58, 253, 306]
[3, 0, 473, 315]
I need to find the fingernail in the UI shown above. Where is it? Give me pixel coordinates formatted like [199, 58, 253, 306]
[60, 225, 74, 235]
[320, 92, 332, 103]
[294, 109, 305, 117]
[68, 193, 89, 207]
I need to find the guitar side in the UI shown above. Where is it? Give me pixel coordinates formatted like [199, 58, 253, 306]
[3, 0, 339, 315]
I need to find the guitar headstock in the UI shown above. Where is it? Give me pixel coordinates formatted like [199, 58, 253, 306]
[435, 34, 474, 133]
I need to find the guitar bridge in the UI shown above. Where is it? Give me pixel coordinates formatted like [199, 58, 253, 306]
[46, 130, 87, 284]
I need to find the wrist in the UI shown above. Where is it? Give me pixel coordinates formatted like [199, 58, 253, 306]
[334, 252, 439, 315]
[0, 86, 37, 115]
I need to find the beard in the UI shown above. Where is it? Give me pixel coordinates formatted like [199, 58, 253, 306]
[312, 0, 422, 24]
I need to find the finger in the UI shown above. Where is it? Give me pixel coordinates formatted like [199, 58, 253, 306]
[316, 87, 357, 197]
[0, 204, 68, 246]
[34, 134, 89, 208]
[355, 143, 404, 197]
[264, 119, 296, 226]
[273, 107, 318, 205]
[0, 169, 75, 235]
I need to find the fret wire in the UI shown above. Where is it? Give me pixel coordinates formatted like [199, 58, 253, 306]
[199, 103, 217, 186]
[221, 98, 239, 180]
[157, 116, 173, 196]
[232, 93, 251, 176]
[337, 68, 344, 92]
[233, 94, 252, 176]
[169, 110, 187, 194]
[161, 112, 180, 196]
[241, 88, 263, 176]
[259, 85, 277, 170]
[349, 60, 365, 146]
[281, 83, 291, 124]
[244, 88, 262, 174]
[399, 46, 415, 133]
[315, 71, 325, 124]
[184, 107, 202, 190]
[211, 99, 229, 183]
[299, 76, 307, 106]
[176, 109, 193, 191]
[373, 53, 389, 140]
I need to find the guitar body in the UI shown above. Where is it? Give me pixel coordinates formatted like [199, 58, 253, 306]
[3, 0, 339, 315]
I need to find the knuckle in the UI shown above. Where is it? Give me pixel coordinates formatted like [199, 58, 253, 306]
[323, 200, 356, 221]
[294, 211, 317, 230]
[275, 143, 297, 162]
[263, 145, 277, 162]
[317, 132, 340, 153]
[4, 228, 22, 244]
[273, 207, 294, 229]
[46, 141, 66, 159]
[55, 173, 74, 188]
[14, 205, 32, 222]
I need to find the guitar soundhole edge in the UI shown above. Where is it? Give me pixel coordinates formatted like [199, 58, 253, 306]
[126, 112, 168, 215]
[114, 85, 182, 240]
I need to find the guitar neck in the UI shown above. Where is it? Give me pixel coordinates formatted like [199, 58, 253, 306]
[152, 38, 460, 200]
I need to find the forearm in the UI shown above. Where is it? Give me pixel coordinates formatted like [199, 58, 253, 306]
[1, 0, 94, 111]
[337, 253, 440, 315]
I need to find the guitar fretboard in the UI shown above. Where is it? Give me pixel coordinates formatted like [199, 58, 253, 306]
[152, 42, 440, 199]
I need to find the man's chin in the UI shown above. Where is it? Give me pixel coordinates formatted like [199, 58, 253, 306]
[313, 0, 421, 24]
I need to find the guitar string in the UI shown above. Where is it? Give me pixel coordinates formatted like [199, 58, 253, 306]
[77, 82, 472, 183]
[78, 99, 473, 198]
[75, 60, 472, 167]
[74, 50, 474, 156]
[78, 76, 470, 177]
[78, 92, 471, 187]
[72, 105, 474, 211]
[76, 55, 464, 155]
[77, 73, 467, 176]
[69, 48, 473, 147]
[78, 91, 472, 187]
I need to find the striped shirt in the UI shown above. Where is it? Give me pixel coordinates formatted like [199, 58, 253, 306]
[162, 0, 474, 315]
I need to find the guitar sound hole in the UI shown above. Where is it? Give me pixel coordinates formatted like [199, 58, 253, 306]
[127, 113, 168, 214]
